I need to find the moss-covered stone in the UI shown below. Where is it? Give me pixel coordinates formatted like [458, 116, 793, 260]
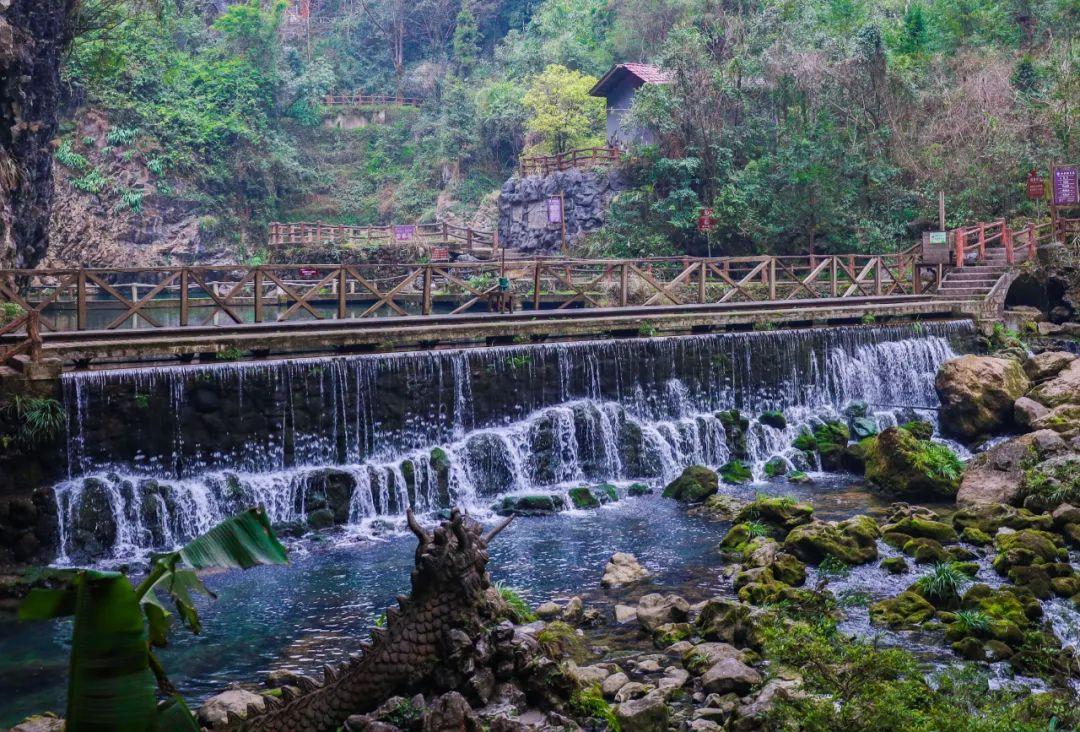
[863, 426, 963, 499]
[717, 410, 750, 459]
[764, 457, 787, 478]
[901, 420, 935, 441]
[594, 483, 618, 503]
[992, 529, 1066, 575]
[1007, 565, 1053, 598]
[882, 531, 913, 550]
[869, 591, 936, 628]
[497, 494, 566, 515]
[787, 470, 811, 484]
[849, 416, 879, 440]
[627, 483, 652, 497]
[769, 553, 807, 585]
[784, 517, 878, 565]
[882, 516, 959, 544]
[652, 622, 692, 648]
[903, 537, 951, 564]
[719, 523, 753, 553]
[1051, 574, 1080, 598]
[735, 496, 814, 532]
[569, 486, 600, 509]
[935, 355, 1030, 442]
[960, 526, 993, 545]
[719, 460, 753, 485]
[662, 465, 719, 502]
[882, 556, 909, 574]
[759, 410, 787, 430]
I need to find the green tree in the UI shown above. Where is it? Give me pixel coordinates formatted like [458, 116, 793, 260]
[521, 64, 603, 155]
[897, 3, 929, 56]
[453, 1, 483, 74]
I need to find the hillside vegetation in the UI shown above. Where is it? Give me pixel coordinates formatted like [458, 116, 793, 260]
[49, 0, 1078, 264]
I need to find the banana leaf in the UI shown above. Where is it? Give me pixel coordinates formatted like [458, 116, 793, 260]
[176, 506, 288, 570]
[66, 570, 158, 731]
[157, 695, 201, 731]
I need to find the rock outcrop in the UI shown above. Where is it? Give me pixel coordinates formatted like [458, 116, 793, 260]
[935, 355, 1030, 442]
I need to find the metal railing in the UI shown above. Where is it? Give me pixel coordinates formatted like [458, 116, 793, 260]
[0, 252, 921, 333]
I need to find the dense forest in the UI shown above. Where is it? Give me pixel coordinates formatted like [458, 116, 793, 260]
[42, 0, 1080, 263]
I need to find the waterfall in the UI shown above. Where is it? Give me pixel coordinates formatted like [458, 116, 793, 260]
[51, 322, 971, 563]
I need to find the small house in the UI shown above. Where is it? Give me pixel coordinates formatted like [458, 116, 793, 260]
[589, 63, 671, 147]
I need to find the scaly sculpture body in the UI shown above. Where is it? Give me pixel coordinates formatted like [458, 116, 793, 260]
[235, 509, 512, 732]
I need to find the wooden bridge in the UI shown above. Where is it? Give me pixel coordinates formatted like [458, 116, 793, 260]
[268, 221, 495, 253]
[1, 216, 1075, 372]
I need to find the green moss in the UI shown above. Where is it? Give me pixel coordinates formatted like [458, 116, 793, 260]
[662, 465, 719, 501]
[569, 685, 620, 731]
[863, 427, 962, 498]
[759, 410, 787, 429]
[568, 486, 600, 509]
[652, 622, 692, 647]
[720, 459, 753, 484]
[960, 526, 993, 545]
[912, 562, 971, 607]
[787, 470, 811, 483]
[764, 457, 787, 478]
[537, 620, 587, 662]
[627, 482, 652, 497]
[1021, 457, 1080, 508]
[900, 420, 934, 440]
[869, 591, 936, 628]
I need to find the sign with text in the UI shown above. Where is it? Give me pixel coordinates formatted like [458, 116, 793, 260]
[1027, 170, 1045, 200]
[298, 267, 319, 278]
[697, 207, 716, 233]
[547, 196, 563, 224]
[394, 225, 416, 241]
[1053, 166, 1079, 207]
[922, 231, 951, 264]
[928, 231, 947, 245]
[431, 246, 449, 261]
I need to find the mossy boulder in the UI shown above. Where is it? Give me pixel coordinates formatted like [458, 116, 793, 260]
[787, 470, 811, 484]
[662, 465, 719, 502]
[568, 487, 601, 509]
[759, 411, 787, 430]
[717, 410, 750, 459]
[960, 526, 993, 545]
[764, 457, 787, 478]
[901, 420, 934, 440]
[496, 494, 566, 516]
[935, 355, 1030, 442]
[784, 516, 878, 565]
[903, 537, 951, 564]
[881, 556, 909, 574]
[869, 591, 936, 628]
[719, 460, 753, 485]
[882, 517, 959, 544]
[792, 420, 853, 471]
[627, 483, 652, 497]
[992, 529, 1066, 574]
[719, 523, 754, 553]
[849, 417, 879, 440]
[652, 622, 692, 648]
[863, 426, 962, 499]
[734, 496, 814, 532]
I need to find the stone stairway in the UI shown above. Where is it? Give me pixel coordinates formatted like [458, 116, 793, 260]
[934, 244, 1023, 299]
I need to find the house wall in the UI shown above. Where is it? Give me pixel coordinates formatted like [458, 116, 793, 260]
[604, 78, 655, 146]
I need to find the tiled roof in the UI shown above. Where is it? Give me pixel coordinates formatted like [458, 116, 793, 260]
[589, 63, 672, 97]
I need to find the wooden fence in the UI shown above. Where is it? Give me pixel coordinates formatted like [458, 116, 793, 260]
[519, 147, 621, 177]
[952, 217, 1077, 267]
[323, 93, 422, 109]
[0, 252, 922, 333]
[0, 310, 42, 366]
[268, 221, 495, 251]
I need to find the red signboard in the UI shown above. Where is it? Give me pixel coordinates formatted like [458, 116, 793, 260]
[394, 225, 416, 241]
[299, 267, 319, 278]
[431, 246, 449, 261]
[1027, 170, 1045, 200]
[697, 207, 716, 233]
[1053, 166, 1079, 207]
[547, 196, 563, 224]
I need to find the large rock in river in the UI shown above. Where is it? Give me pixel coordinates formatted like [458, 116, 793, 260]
[1028, 359, 1080, 408]
[957, 429, 1066, 507]
[936, 356, 1030, 442]
[863, 426, 962, 499]
[662, 465, 718, 502]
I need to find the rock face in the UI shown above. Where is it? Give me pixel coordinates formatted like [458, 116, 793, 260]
[601, 552, 651, 588]
[935, 356, 1030, 442]
[0, 0, 77, 268]
[957, 429, 1066, 507]
[497, 168, 626, 254]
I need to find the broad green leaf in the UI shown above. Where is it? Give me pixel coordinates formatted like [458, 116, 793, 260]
[177, 506, 288, 570]
[141, 589, 172, 647]
[157, 695, 201, 732]
[66, 570, 157, 731]
[19, 587, 76, 620]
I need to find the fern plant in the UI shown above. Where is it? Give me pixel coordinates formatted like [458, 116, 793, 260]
[72, 168, 109, 194]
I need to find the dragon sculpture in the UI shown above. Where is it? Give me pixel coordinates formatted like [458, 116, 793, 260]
[231, 508, 514, 732]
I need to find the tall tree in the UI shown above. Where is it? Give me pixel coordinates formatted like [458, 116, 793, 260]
[359, 0, 409, 97]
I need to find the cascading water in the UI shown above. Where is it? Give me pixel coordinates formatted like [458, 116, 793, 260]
[52, 322, 971, 563]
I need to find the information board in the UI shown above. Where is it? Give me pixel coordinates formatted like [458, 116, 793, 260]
[394, 225, 416, 241]
[1053, 166, 1079, 207]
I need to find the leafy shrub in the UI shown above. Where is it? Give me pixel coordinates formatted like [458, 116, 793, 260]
[106, 126, 140, 146]
[638, 323, 658, 337]
[745, 520, 770, 538]
[146, 157, 166, 176]
[1022, 459, 1080, 507]
[4, 396, 65, 444]
[215, 347, 245, 361]
[117, 188, 145, 214]
[0, 301, 25, 324]
[818, 555, 851, 578]
[72, 168, 109, 194]
[953, 609, 992, 636]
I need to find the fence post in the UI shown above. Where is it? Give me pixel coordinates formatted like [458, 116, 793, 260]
[698, 262, 706, 304]
[1005, 226, 1014, 265]
[874, 258, 882, 295]
[768, 258, 777, 300]
[532, 260, 542, 312]
[1028, 226, 1036, 260]
[337, 267, 347, 319]
[422, 265, 432, 316]
[180, 268, 190, 327]
[830, 257, 838, 297]
[978, 224, 985, 262]
[620, 262, 628, 307]
[27, 310, 42, 361]
[253, 268, 263, 323]
[77, 269, 87, 331]
[955, 229, 965, 268]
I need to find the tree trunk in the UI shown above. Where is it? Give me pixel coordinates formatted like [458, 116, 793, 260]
[0, 0, 78, 269]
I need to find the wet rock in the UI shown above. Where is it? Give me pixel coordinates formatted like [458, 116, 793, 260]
[653, 622, 692, 647]
[602, 672, 630, 697]
[306, 508, 335, 530]
[613, 604, 636, 624]
[614, 682, 652, 702]
[422, 691, 478, 732]
[495, 494, 566, 516]
[626, 482, 652, 497]
[565, 661, 610, 686]
[1052, 503, 1080, 526]
[662, 465, 719, 501]
[535, 602, 561, 619]
[936, 355, 1030, 441]
[695, 599, 762, 647]
[1015, 396, 1050, 429]
[863, 427, 962, 499]
[10, 714, 64, 732]
[636, 593, 689, 632]
[197, 688, 268, 729]
[993, 529, 1066, 573]
[957, 430, 1066, 506]
[719, 459, 753, 485]
[700, 657, 762, 695]
[734, 496, 813, 533]
[614, 690, 669, 732]
[265, 669, 317, 689]
[881, 556, 909, 574]
[657, 666, 689, 692]
[903, 537, 950, 564]
[601, 552, 651, 588]
[960, 526, 993, 545]
[561, 596, 583, 624]
[759, 411, 787, 429]
[869, 591, 936, 628]
[1032, 404, 1080, 438]
[683, 642, 745, 675]
[734, 677, 803, 728]
[881, 516, 958, 543]
[784, 516, 879, 565]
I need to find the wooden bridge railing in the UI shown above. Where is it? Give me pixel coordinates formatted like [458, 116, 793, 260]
[323, 93, 422, 109]
[0, 252, 921, 333]
[952, 217, 1079, 267]
[268, 221, 495, 251]
[0, 310, 42, 366]
[519, 147, 621, 177]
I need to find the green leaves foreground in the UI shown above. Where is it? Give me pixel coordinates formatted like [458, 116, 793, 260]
[19, 507, 288, 731]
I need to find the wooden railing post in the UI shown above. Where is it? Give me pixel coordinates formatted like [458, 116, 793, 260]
[830, 257, 838, 297]
[955, 229, 965, 268]
[620, 262, 628, 307]
[77, 269, 87, 331]
[26, 310, 42, 361]
[532, 260, 542, 312]
[1005, 226, 1014, 265]
[912, 257, 921, 294]
[698, 261, 706, 304]
[180, 268, 190, 326]
[422, 265, 432, 316]
[1028, 226, 1036, 260]
[337, 266, 347, 319]
[874, 257, 882, 295]
[768, 258, 777, 300]
[253, 268, 263, 323]
[977, 224, 986, 262]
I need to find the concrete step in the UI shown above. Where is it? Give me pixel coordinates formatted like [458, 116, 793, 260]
[941, 277, 1000, 286]
[946, 270, 1003, 280]
[936, 288, 994, 297]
